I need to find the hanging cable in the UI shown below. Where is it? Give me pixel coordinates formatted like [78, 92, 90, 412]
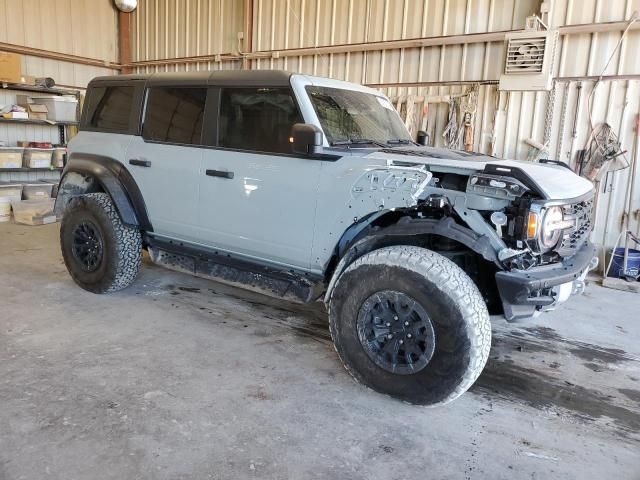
[586, 11, 639, 139]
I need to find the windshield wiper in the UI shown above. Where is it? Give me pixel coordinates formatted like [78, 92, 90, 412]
[332, 138, 389, 148]
[386, 138, 418, 146]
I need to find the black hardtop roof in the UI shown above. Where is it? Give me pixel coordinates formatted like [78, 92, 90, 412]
[88, 70, 294, 88]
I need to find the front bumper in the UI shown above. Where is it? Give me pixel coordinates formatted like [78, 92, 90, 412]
[495, 241, 598, 321]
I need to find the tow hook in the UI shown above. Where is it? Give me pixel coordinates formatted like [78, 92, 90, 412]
[572, 256, 599, 295]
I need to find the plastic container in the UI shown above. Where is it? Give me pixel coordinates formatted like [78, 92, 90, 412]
[0, 182, 23, 202]
[23, 148, 52, 168]
[0, 147, 24, 169]
[22, 182, 54, 200]
[609, 248, 640, 278]
[11, 198, 56, 225]
[0, 197, 11, 222]
[51, 147, 66, 168]
[29, 95, 78, 123]
[38, 179, 59, 198]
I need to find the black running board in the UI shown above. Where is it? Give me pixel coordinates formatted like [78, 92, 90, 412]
[145, 236, 324, 304]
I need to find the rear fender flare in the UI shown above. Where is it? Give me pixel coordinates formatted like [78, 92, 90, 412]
[55, 153, 152, 231]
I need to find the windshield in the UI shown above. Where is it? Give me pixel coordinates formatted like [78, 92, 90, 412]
[305, 86, 412, 146]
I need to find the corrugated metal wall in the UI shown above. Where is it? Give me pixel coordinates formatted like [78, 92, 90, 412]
[0, 0, 119, 145]
[0, 0, 119, 86]
[132, 0, 244, 71]
[130, 0, 640, 258]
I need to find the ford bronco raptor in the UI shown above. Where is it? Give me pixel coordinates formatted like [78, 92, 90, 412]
[56, 71, 598, 405]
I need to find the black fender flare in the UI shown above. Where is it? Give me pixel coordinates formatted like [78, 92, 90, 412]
[55, 153, 152, 231]
[324, 215, 499, 303]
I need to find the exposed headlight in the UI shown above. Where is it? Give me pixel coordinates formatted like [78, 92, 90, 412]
[526, 205, 575, 252]
[540, 206, 564, 249]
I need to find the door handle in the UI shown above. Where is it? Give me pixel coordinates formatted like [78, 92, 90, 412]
[206, 169, 234, 179]
[129, 158, 151, 167]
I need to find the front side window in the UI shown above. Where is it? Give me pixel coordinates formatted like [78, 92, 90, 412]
[143, 87, 207, 145]
[88, 86, 135, 133]
[306, 86, 412, 146]
[218, 88, 302, 154]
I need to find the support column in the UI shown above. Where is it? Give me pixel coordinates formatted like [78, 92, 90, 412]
[119, 11, 132, 74]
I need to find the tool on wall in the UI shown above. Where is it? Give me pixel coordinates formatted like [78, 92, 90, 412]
[442, 97, 460, 149]
[441, 85, 478, 150]
[577, 123, 628, 181]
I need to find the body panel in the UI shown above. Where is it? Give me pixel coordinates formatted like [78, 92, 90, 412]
[198, 148, 321, 270]
[369, 148, 594, 201]
[125, 136, 202, 242]
[309, 155, 432, 271]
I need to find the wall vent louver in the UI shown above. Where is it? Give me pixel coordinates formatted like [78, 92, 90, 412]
[499, 29, 558, 91]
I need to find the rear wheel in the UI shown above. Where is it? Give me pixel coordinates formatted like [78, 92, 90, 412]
[60, 193, 142, 293]
[328, 245, 491, 406]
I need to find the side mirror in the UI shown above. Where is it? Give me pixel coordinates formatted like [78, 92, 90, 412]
[416, 130, 429, 146]
[291, 123, 323, 155]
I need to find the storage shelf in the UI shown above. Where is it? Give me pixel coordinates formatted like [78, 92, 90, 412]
[0, 167, 63, 172]
[0, 117, 78, 127]
[1, 82, 80, 146]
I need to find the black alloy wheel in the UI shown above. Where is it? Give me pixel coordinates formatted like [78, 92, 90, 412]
[356, 290, 436, 375]
[71, 221, 104, 272]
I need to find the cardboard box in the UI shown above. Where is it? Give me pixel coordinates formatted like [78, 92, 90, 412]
[2, 111, 28, 119]
[20, 75, 36, 85]
[0, 52, 22, 84]
[16, 94, 30, 108]
[27, 104, 48, 120]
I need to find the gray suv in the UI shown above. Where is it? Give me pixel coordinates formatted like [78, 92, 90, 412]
[56, 70, 598, 405]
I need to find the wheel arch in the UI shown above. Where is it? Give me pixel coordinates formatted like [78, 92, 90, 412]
[55, 153, 152, 232]
[323, 212, 500, 303]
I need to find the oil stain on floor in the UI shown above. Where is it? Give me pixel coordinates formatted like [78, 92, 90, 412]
[140, 276, 640, 444]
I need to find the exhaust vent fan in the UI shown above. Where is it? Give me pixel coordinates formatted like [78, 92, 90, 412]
[499, 29, 558, 91]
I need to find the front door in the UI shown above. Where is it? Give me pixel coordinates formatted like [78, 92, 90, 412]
[198, 87, 320, 271]
[125, 86, 207, 242]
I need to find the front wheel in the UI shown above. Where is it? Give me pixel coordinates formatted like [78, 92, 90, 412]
[60, 193, 142, 293]
[328, 246, 491, 406]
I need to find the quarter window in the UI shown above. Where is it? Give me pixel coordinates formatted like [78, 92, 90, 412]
[88, 86, 135, 133]
[143, 87, 207, 145]
[218, 88, 302, 154]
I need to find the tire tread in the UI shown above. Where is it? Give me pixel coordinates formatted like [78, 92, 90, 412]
[328, 245, 491, 405]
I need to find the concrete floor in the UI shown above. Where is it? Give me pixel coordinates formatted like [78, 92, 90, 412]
[1, 222, 639, 480]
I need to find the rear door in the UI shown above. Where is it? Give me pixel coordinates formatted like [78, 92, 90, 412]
[198, 86, 321, 270]
[125, 85, 207, 242]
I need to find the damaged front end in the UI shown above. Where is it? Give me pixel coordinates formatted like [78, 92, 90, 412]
[465, 167, 599, 321]
[337, 152, 600, 322]
[491, 193, 599, 320]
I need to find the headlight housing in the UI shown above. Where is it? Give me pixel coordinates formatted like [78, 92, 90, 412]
[526, 204, 574, 252]
[540, 206, 564, 249]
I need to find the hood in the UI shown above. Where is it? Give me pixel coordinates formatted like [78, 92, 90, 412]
[369, 147, 594, 201]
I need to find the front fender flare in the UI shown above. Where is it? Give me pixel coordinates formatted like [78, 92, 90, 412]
[324, 216, 499, 304]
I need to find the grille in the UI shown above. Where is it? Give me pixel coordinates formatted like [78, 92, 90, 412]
[556, 197, 594, 257]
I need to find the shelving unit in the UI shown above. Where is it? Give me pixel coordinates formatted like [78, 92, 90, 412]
[1, 82, 81, 183]
[0, 117, 78, 126]
[1, 167, 63, 172]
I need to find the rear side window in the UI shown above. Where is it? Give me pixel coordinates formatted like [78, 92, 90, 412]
[143, 87, 207, 145]
[218, 88, 302, 154]
[88, 86, 135, 133]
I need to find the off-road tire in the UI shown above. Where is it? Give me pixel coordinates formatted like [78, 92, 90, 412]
[60, 193, 142, 293]
[328, 245, 491, 406]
